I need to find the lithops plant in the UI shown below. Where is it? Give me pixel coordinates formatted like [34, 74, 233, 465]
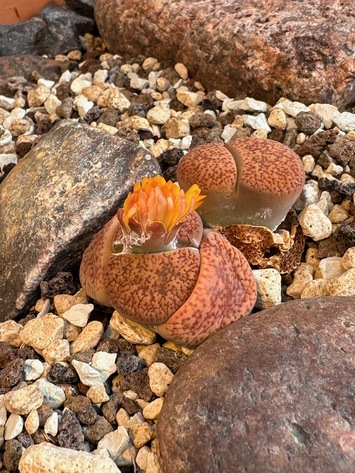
[80, 176, 257, 347]
[177, 137, 305, 231]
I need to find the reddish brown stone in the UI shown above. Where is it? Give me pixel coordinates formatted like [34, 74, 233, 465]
[158, 297, 355, 473]
[95, 0, 355, 108]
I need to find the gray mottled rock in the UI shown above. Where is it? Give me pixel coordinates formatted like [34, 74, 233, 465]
[0, 5, 94, 57]
[95, 0, 355, 107]
[0, 119, 159, 321]
[158, 297, 355, 473]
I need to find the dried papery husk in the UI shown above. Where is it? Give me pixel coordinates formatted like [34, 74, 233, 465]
[216, 210, 305, 274]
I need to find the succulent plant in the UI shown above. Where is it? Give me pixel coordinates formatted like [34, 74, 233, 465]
[80, 176, 257, 347]
[177, 137, 305, 231]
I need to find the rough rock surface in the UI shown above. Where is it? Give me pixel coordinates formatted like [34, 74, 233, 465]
[95, 0, 355, 108]
[158, 297, 355, 473]
[0, 5, 94, 57]
[0, 56, 70, 97]
[0, 119, 159, 321]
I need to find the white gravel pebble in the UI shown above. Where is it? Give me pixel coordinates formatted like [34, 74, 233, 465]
[332, 111, 355, 132]
[19, 443, 121, 473]
[298, 204, 333, 241]
[243, 113, 271, 132]
[148, 362, 174, 396]
[44, 411, 59, 436]
[253, 268, 282, 308]
[62, 303, 94, 327]
[91, 351, 117, 381]
[4, 413, 24, 440]
[71, 359, 104, 387]
[97, 426, 131, 459]
[34, 379, 66, 409]
[24, 359, 44, 381]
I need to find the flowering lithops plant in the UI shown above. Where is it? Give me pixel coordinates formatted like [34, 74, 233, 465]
[177, 137, 305, 231]
[80, 176, 257, 347]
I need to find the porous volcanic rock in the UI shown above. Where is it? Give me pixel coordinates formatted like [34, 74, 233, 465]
[0, 119, 160, 321]
[0, 5, 94, 57]
[158, 297, 355, 473]
[95, 0, 355, 108]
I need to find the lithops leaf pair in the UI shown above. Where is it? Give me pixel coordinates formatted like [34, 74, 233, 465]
[80, 176, 257, 347]
[177, 137, 305, 231]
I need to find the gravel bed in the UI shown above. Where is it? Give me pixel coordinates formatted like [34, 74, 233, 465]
[0, 33, 355, 472]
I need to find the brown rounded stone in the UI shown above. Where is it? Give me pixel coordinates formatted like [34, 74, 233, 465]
[95, 0, 355, 107]
[157, 297, 355, 473]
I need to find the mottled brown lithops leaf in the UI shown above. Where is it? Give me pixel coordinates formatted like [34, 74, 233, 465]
[155, 230, 257, 347]
[104, 247, 201, 325]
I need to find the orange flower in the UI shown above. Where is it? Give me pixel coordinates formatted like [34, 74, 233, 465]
[122, 176, 205, 232]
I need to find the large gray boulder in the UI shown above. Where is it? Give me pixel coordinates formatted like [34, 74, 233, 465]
[158, 297, 355, 473]
[95, 0, 355, 108]
[0, 120, 160, 321]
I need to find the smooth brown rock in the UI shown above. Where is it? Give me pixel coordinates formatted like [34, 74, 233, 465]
[157, 297, 355, 473]
[0, 119, 160, 321]
[95, 0, 355, 108]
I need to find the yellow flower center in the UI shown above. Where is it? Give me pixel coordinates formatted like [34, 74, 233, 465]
[122, 175, 205, 232]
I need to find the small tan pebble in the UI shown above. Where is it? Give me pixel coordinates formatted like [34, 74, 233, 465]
[142, 398, 164, 420]
[27, 85, 51, 107]
[116, 408, 130, 428]
[135, 399, 149, 409]
[54, 294, 78, 316]
[63, 321, 81, 342]
[301, 279, 330, 298]
[130, 422, 155, 448]
[55, 54, 70, 61]
[326, 268, 355, 296]
[176, 89, 203, 107]
[286, 263, 314, 299]
[148, 363, 174, 397]
[110, 310, 156, 345]
[162, 341, 184, 352]
[328, 204, 349, 223]
[136, 446, 151, 470]
[296, 132, 306, 144]
[136, 343, 161, 366]
[148, 138, 170, 158]
[147, 102, 171, 125]
[251, 128, 268, 139]
[67, 50, 82, 61]
[86, 385, 109, 404]
[347, 130, 355, 140]
[341, 247, 355, 270]
[150, 438, 160, 455]
[34, 298, 48, 313]
[82, 84, 107, 102]
[20, 314, 64, 351]
[116, 445, 136, 467]
[97, 88, 130, 112]
[44, 94, 61, 115]
[122, 116, 150, 131]
[71, 320, 104, 353]
[4, 413, 23, 440]
[325, 162, 343, 176]
[42, 339, 70, 365]
[164, 117, 190, 139]
[305, 247, 320, 270]
[62, 303, 94, 327]
[8, 118, 32, 137]
[316, 191, 333, 216]
[25, 409, 39, 435]
[4, 385, 43, 415]
[123, 390, 139, 401]
[340, 173, 355, 184]
[302, 155, 315, 174]
[267, 108, 287, 129]
[316, 256, 345, 280]
[174, 63, 189, 80]
[298, 204, 333, 241]
[146, 451, 161, 473]
[156, 77, 170, 92]
[96, 122, 118, 135]
[99, 53, 114, 62]
[142, 57, 159, 71]
[253, 268, 281, 309]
